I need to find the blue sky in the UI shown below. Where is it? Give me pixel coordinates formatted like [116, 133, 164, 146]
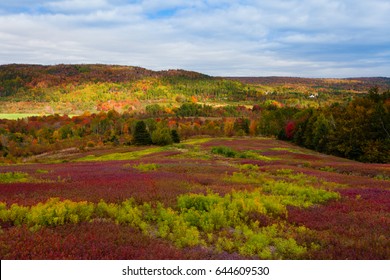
[0, 0, 389, 77]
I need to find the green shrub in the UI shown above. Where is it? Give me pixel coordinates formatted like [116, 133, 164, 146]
[0, 202, 9, 222]
[36, 169, 49, 174]
[177, 192, 222, 212]
[151, 128, 173, 146]
[211, 146, 237, 157]
[95, 200, 119, 219]
[86, 141, 95, 148]
[262, 181, 340, 207]
[9, 204, 29, 226]
[224, 171, 265, 185]
[273, 238, 307, 259]
[238, 151, 273, 161]
[115, 199, 144, 228]
[0, 172, 30, 183]
[132, 163, 159, 172]
[155, 205, 201, 247]
[216, 236, 236, 253]
[239, 164, 260, 171]
[239, 232, 270, 256]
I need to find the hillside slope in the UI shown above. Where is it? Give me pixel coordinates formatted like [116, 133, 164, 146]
[0, 64, 209, 97]
[1, 64, 389, 115]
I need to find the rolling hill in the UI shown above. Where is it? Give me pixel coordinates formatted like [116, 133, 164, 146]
[1, 64, 389, 115]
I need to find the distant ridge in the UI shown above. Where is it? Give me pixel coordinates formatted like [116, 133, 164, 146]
[224, 76, 390, 85]
[224, 76, 390, 92]
[0, 63, 210, 86]
[1, 64, 389, 99]
[1, 63, 388, 86]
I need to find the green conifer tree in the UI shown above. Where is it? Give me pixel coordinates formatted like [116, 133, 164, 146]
[133, 121, 152, 145]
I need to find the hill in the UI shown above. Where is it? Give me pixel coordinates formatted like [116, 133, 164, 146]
[1, 64, 389, 115]
[225, 76, 390, 92]
[0, 64, 243, 114]
[0, 64, 209, 94]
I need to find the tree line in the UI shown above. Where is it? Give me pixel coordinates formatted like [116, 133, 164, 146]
[0, 87, 389, 163]
[280, 87, 390, 163]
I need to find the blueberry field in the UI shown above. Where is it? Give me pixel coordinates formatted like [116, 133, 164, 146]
[0, 137, 388, 259]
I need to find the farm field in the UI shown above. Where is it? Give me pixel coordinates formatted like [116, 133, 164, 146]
[0, 137, 389, 260]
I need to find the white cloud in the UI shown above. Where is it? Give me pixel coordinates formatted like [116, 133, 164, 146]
[0, 0, 389, 77]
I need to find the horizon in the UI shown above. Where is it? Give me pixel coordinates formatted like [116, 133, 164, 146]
[1, 62, 390, 79]
[1, 1, 389, 78]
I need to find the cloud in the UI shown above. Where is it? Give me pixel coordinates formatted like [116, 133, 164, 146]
[46, 0, 109, 12]
[0, 0, 389, 77]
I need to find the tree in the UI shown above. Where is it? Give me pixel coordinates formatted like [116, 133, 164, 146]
[145, 104, 163, 116]
[152, 127, 173, 146]
[171, 129, 180, 143]
[176, 103, 201, 117]
[312, 113, 330, 152]
[223, 119, 235, 136]
[133, 121, 152, 145]
[285, 121, 296, 140]
[234, 118, 250, 135]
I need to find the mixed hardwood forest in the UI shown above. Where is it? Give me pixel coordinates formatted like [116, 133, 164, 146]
[0, 64, 389, 259]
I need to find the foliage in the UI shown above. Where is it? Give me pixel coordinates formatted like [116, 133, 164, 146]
[0, 137, 388, 260]
[211, 146, 273, 161]
[1, 86, 387, 163]
[0, 172, 30, 183]
[133, 121, 152, 146]
[0, 170, 340, 259]
[131, 163, 160, 172]
[211, 146, 237, 158]
[151, 125, 173, 146]
[76, 147, 165, 162]
[171, 129, 180, 143]
[286, 90, 390, 163]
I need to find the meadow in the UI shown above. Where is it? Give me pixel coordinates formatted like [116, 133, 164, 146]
[0, 113, 42, 120]
[0, 137, 388, 259]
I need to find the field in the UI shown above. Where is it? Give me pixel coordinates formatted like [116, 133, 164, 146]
[0, 113, 42, 120]
[0, 137, 389, 260]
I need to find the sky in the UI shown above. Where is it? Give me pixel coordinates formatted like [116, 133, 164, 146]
[0, 0, 389, 77]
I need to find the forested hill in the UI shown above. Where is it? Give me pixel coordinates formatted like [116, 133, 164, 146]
[225, 76, 390, 92]
[1, 64, 389, 116]
[2, 64, 389, 98]
[0, 64, 210, 97]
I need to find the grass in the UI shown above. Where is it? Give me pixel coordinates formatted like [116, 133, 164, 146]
[0, 172, 30, 183]
[0, 113, 77, 120]
[269, 147, 308, 154]
[75, 147, 167, 162]
[0, 113, 41, 120]
[129, 163, 160, 172]
[36, 169, 50, 174]
[211, 146, 275, 161]
[181, 138, 214, 145]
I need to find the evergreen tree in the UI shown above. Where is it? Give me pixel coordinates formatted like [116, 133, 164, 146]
[133, 121, 152, 145]
[171, 129, 180, 143]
